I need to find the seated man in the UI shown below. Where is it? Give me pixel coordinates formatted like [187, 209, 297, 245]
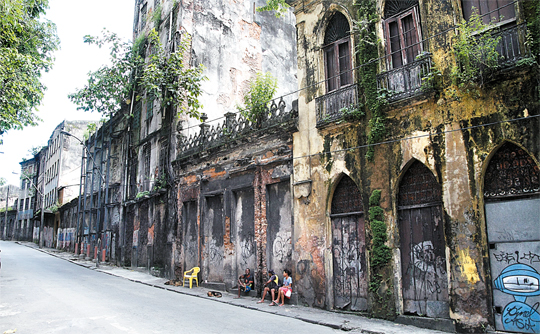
[258, 269, 279, 304]
[236, 268, 254, 298]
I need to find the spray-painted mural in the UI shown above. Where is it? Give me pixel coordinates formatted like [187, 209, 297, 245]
[398, 161, 449, 318]
[484, 143, 540, 333]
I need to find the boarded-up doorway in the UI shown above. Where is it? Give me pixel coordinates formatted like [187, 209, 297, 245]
[331, 175, 367, 311]
[398, 160, 449, 318]
[484, 142, 540, 333]
[233, 188, 256, 278]
[202, 195, 224, 282]
[183, 200, 199, 272]
[266, 181, 293, 276]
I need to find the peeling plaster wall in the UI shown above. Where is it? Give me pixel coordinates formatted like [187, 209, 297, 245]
[290, 0, 539, 330]
[175, 0, 298, 138]
[173, 128, 295, 289]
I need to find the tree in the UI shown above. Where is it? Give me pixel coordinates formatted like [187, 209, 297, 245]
[0, 0, 59, 139]
[69, 29, 206, 120]
[0, 177, 5, 187]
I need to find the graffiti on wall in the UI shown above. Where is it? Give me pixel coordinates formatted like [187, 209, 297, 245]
[272, 231, 292, 263]
[56, 228, 75, 250]
[494, 263, 540, 333]
[408, 240, 447, 299]
[494, 251, 540, 265]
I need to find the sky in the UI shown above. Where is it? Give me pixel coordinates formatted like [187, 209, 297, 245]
[0, 0, 135, 186]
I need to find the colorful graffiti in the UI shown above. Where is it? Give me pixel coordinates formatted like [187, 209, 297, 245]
[494, 263, 540, 333]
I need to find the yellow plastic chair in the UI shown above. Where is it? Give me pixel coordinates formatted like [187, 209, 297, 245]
[183, 267, 200, 288]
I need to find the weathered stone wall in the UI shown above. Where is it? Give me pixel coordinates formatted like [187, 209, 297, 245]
[173, 126, 295, 289]
[290, 0, 539, 331]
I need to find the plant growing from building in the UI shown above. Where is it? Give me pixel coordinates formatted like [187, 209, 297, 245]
[451, 11, 501, 87]
[135, 190, 150, 199]
[0, 0, 60, 139]
[367, 189, 395, 319]
[69, 28, 206, 120]
[238, 72, 278, 123]
[256, 0, 289, 17]
[354, 1, 388, 162]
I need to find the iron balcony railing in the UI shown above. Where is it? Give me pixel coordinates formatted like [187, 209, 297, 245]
[177, 97, 298, 160]
[377, 53, 433, 104]
[493, 23, 530, 68]
[315, 84, 359, 128]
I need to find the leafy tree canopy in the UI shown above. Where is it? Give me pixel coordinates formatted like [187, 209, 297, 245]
[0, 0, 59, 139]
[0, 177, 6, 186]
[69, 29, 206, 120]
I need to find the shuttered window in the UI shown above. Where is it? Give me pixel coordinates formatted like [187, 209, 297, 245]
[462, 0, 515, 25]
[323, 12, 352, 93]
[384, 6, 422, 69]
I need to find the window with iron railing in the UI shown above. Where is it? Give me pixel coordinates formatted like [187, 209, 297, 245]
[378, 1, 431, 103]
[316, 12, 357, 128]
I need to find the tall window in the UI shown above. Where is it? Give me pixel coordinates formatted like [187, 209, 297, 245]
[143, 144, 151, 191]
[462, 0, 515, 25]
[323, 12, 352, 92]
[384, 0, 422, 69]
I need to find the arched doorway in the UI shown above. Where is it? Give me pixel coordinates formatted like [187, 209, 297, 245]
[331, 175, 367, 311]
[398, 160, 449, 318]
[484, 142, 540, 333]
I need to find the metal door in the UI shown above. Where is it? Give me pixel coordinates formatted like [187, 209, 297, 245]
[331, 175, 367, 311]
[484, 143, 540, 333]
[398, 161, 449, 318]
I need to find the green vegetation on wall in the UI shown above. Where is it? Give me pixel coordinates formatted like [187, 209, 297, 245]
[238, 72, 278, 122]
[368, 189, 395, 319]
[355, 1, 387, 162]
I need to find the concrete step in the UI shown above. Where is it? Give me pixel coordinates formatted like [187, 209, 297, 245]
[201, 281, 227, 291]
[395, 315, 455, 333]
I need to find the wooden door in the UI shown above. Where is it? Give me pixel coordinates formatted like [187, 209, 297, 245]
[331, 175, 367, 311]
[398, 161, 449, 318]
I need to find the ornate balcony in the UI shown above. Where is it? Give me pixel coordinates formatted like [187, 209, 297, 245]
[377, 53, 433, 104]
[315, 84, 359, 128]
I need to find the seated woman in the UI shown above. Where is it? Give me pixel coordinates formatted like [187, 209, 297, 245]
[274, 269, 292, 306]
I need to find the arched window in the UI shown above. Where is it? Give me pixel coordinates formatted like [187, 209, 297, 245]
[383, 0, 422, 69]
[323, 12, 352, 92]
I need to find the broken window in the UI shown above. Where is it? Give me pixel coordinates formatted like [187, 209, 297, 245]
[323, 12, 352, 93]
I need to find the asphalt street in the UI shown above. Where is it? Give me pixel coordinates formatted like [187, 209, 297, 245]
[0, 241, 341, 334]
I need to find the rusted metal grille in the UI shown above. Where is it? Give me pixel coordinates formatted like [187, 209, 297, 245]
[484, 142, 540, 199]
[398, 161, 441, 207]
[331, 176, 363, 214]
[384, 0, 418, 18]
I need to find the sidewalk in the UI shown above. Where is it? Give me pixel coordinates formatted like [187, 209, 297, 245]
[20, 242, 452, 334]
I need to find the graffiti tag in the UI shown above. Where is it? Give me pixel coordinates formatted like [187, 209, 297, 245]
[494, 251, 540, 265]
[503, 302, 540, 333]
